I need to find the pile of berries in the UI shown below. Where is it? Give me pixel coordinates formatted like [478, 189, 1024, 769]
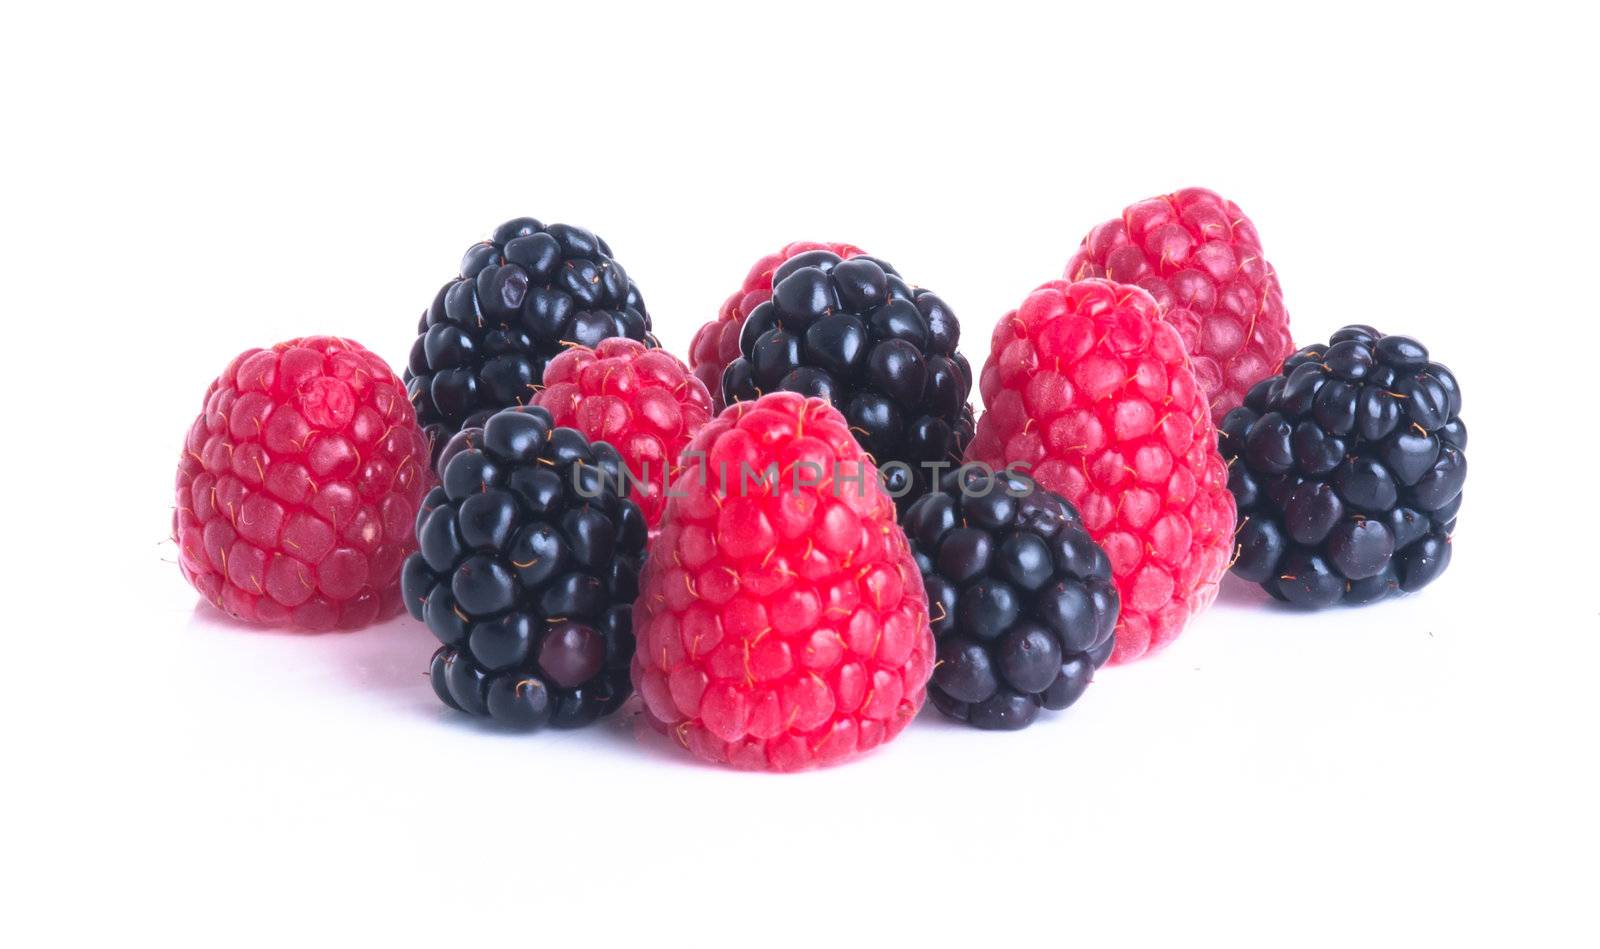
[172, 200, 1466, 771]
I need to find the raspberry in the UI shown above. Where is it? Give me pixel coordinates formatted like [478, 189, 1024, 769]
[173, 337, 432, 631]
[400, 405, 648, 728]
[966, 279, 1236, 663]
[1220, 326, 1465, 607]
[404, 217, 657, 467]
[531, 338, 714, 531]
[631, 392, 935, 770]
[721, 251, 975, 509]
[689, 241, 867, 413]
[1065, 188, 1293, 423]
[903, 469, 1119, 729]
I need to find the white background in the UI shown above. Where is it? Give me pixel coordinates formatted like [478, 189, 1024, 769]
[8, 2, 1598, 945]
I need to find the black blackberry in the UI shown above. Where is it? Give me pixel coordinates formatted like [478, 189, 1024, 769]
[902, 469, 1119, 730]
[400, 404, 647, 728]
[721, 251, 974, 508]
[1219, 325, 1466, 608]
[404, 217, 657, 467]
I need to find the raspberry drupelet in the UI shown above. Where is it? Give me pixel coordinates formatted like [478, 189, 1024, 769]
[689, 241, 867, 413]
[532, 338, 714, 531]
[966, 279, 1236, 663]
[1066, 188, 1294, 423]
[631, 392, 935, 771]
[174, 337, 432, 631]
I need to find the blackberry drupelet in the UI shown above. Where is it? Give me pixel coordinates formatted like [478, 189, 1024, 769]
[400, 404, 647, 728]
[720, 250, 974, 508]
[404, 217, 657, 467]
[1220, 325, 1466, 607]
[903, 469, 1119, 730]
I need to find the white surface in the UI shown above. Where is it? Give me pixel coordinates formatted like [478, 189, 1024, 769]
[9, 2, 1598, 945]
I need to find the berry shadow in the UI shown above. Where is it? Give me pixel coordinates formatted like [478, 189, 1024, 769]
[187, 600, 1062, 768]
[183, 598, 462, 721]
[291, 610, 716, 766]
[580, 700, 734, 770]
[1210, 571, 1422, 617]
[1211, 572, 1281, 609]
[182, 598, 707, 763]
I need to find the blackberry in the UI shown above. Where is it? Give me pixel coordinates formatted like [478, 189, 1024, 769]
[902, 469, 1119, 730]
[404, 217, 657, 467]
[721, 251, 974, 508]
[1219, 325, 1465, 608]
[400, 405, 647, 728]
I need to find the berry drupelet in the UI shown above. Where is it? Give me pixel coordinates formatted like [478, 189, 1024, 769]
[903, 470, 1119, 730]
[689, 241, 867, 413]
[401, 405, 648, 728]
[1220, 326, 1466, 607]
[404, 217, 657, 467]
[175, 337, 432, 630]
[532, 338, 714, 531]
[721, 250, 975, 509]
[1066, 188, 1293, 424]
[632, 392, 935, 771]
[966, 278, 1237, 662]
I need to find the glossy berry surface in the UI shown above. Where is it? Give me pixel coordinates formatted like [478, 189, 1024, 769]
[531, 338, 713, 530]
[966, 279, 1236, 663]
[404, 217, 657, 467]
[903, 470, 1119, 730]
[1219, 326, 1465, 607]
[721, 251, 975, 509]
[1066, 188, 1293, 423]
[689, 241, 867, 413]
[632, 392, 934, 771]
[401, 405, 647, 729]
[174, 337, 431, 630]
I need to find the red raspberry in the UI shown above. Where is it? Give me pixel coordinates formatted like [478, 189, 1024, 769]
[173, 337, 432, 631]
[688, 241, 867, 412]
[632, 392, 934, 770]
[966, 280, 1236, 663]
[1065, 188, 1293, 423]
[531, 337, 714, 530]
